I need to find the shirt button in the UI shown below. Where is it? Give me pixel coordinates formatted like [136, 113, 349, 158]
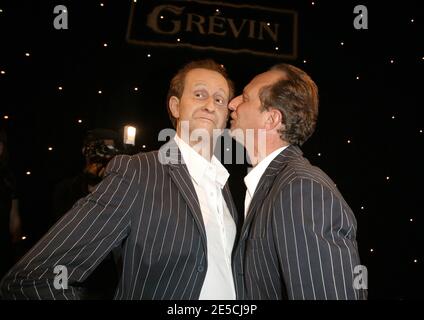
[197, 265, 205, 273]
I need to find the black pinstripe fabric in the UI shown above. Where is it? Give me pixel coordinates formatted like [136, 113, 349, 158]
[0, 142, 239, 300]
[233, 145, 367, 300]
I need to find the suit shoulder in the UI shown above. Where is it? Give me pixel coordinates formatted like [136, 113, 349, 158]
[131, 150, 160, 164]
[107, 151, 162, 172]
[275, 155, 338, 192]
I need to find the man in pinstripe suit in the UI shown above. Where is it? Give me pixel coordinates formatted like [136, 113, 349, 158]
[0, 60, 240, 300]
[229, 64, 367, 300]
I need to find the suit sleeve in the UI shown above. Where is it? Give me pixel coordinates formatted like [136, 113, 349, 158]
[0, 155, 140, 300]
[271, 177, 366, 300]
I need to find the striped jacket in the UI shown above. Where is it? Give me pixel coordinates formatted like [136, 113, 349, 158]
[233, 145, 367, 300]
[0, 142, 239, 300]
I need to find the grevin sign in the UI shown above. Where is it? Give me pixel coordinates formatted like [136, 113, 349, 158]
[127, 0, 298, 59]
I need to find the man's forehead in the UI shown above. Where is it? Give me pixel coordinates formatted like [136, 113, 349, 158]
[244, 70, 285, 94]
[185, 68, 229, 91]
[256, 70, 286, 85]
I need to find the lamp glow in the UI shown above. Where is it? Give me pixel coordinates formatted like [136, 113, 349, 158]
[124, 126, 136, 145]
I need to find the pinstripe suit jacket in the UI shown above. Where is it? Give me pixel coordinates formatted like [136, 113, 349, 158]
[0, 142, 239, 300]
[233, 145, 367, 300]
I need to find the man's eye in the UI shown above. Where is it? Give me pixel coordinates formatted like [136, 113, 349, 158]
[215, 98, 224, 104]
[194, 91, 207, 99]
[214, 95, 227, 106]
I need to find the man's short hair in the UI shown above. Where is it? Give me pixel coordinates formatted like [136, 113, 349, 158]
[259, 64, 319, 146]
[166, 59, 234, 128]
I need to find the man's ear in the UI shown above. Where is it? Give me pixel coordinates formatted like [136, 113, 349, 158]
[265, 108, 283, 131]
[169, 96, 180, 119]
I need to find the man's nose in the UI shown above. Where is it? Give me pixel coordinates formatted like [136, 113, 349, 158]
[204, 97, 216, 112]
[228, 95, 242, 111]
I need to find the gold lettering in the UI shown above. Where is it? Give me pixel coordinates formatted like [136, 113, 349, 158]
[147, 5, 184, 35]
[186, 13, 206, 34]
[258, 22, 279, 42]
[227, 18, 247, 38]
[248, 20, 256, 39]
[208, 16, 226, 36]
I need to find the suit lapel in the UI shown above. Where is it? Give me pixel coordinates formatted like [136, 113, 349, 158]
[160, 139, 207, 253]
[240, 177, 273, 240]
[240, 145, 304, 241]
[222, 183, 239, 228]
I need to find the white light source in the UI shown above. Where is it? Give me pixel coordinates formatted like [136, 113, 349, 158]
[356, 76, 360, 80]
[124, 125, 136, 145]
[370, 249, 374, 253]
[103, 43, 108, 47]
[98, 90, 102, 94]
[21, 236, 27, 240]
[390, 59, 394, 64]
[386, 176, 390, 181]
[78, 119, 83, 124]
[392, 115, 396, 119]
[4, 115, 9, 120]
[318, 153, 321, 157]
[177, 38, 181, 42]
[147, 54, 151, 58]
[341, 42, 344, 46]
[420, 129, 423, 133]
[303, 60, 307, 64]
[226, 148, 230, 152]
[361, 206, 365, 210]
[0, 9, 3, 13]
[216, 9, 220, 13]
[410, 218, 414, 222]
[142, 145, 146, 149]
[414, 259, 418, 263]
[275, 47, 279, 51]
[347, 140, 351, 144]
[312, 1, 315, 5]
[160, 15, 164, 19]
[58, 86, 63, 91]
[134, 87, 139, 91]
[1, 70, 6, 74]
[100, 3, 104, 7]
[48, 147, 53, 151]
[25, 52, 30, 57]
[411, 19, 414, 23]
[26, 171, 31, 176]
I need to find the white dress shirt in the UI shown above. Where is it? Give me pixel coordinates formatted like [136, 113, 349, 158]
[174, 135, 236, 300]
[244, 146, 289, 217]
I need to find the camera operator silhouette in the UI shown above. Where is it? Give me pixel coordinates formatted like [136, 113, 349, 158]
[51, 128, 122, 299]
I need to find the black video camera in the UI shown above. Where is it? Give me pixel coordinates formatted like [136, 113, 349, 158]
[83, 140, 120, 165]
